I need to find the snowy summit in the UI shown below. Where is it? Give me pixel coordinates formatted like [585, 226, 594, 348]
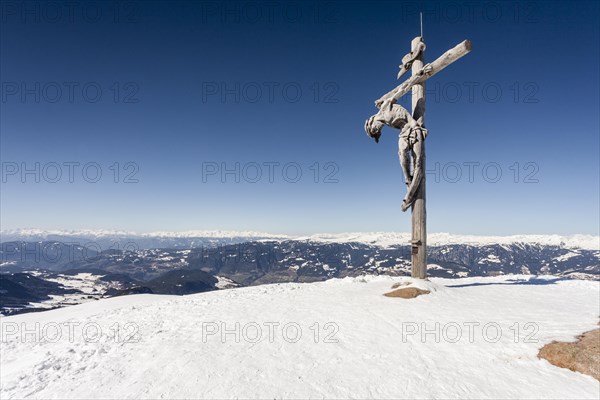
[1, 274, 598, 399]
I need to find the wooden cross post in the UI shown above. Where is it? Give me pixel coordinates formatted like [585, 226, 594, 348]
[366, 37, 472, 279]
[410, 36, 427, 279]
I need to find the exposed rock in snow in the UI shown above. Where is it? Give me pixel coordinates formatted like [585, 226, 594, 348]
[539, 328, 600, 380]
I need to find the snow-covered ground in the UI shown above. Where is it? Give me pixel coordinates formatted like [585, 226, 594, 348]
[1, 275, 599, 399]
[215, 276, 240, 289]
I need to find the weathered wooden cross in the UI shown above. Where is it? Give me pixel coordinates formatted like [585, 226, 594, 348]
[364, 36, 472, 279]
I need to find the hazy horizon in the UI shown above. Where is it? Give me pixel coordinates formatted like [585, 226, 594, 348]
[2, 227, 599, 238]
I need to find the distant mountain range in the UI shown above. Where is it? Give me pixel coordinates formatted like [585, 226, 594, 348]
[2, 229, 598, 250]
[0, 229, 288, 250]
[1, 230, 598, 315]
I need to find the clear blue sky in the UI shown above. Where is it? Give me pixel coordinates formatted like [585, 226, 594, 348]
[1, 0, 598, 235]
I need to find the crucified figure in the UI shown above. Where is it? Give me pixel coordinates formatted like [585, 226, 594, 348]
[364, 99, 427, 211]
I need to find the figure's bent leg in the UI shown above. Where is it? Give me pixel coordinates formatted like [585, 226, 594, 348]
[411, 134, 424, 173]
[399, 136, 412, 186]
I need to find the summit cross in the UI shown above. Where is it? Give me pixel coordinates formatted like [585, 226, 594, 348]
[364, 36, 472, 278]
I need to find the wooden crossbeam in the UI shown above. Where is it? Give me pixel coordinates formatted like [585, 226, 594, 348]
[375, 40, 472, 108]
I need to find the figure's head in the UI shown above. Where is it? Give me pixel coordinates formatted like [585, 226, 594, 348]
[365, 116, 383, 143]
